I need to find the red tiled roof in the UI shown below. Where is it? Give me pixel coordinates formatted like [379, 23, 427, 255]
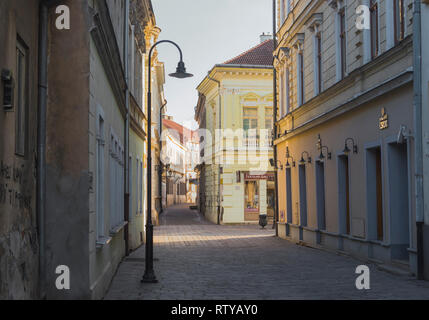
[163, 119, 197, 144]
[223, 39, 274, 66]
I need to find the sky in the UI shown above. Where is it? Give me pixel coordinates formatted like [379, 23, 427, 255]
[152, 0, 273, 130]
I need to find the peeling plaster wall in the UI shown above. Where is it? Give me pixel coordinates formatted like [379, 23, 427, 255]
[0, 0, 40, 300]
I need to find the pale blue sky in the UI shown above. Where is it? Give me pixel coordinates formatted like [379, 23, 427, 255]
[152, 0, 272, 129]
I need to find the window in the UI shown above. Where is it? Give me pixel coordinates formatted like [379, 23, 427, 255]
[265, 107, 273, 130]
[394, 0, 405, 43]
[297, 51, 304, 106]
[338, 155, 350, 235]
[96, 115, 105, 238]
[314, 33, 322, 95]
[129, 156, 132, 219]
[243, 107, 258, 146]
[15, 39, 28, 156]
[280, 70, 285, 117]
[139, 160, 143, 214]
[136, 158, 139, 214]
[280, 0, 285, 23]
[285, 67, 290, 113]
[370, 0, 379, 58]
[339, 8, 347, 79]
[109, 134, 124, 229]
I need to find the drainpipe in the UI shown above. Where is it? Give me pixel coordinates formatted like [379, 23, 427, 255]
[413, 0, 424, 280]
[207, 73, 222, 225]
[37, 0, 49, 299]
[272, 0, 279, 236]
[123, 0, 130, 256]
[159, 99, 167, 212]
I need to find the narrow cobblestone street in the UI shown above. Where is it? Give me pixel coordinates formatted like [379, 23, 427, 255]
[105, 205, 429, 300]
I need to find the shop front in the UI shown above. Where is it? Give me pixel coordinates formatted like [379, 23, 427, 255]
[243, 172, 275, 221]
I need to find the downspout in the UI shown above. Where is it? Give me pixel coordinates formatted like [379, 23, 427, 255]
[413, 0, 424, 280]
[123, 0, 130, 256]
[272, 0, 279, 236]
[207, 73, 222, 225]
[159, 99, 167, 213]
[37, 0, 48, 299]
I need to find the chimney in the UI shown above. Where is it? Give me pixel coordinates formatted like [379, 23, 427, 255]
[260, 32, 272, 43]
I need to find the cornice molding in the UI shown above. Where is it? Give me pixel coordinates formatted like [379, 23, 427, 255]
[91, 1, 127, 118]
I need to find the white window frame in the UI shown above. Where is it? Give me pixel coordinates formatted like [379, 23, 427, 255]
[15, 38, 27, 157]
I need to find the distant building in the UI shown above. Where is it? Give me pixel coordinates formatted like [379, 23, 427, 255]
[195, 36, 275, 224]
[162, 118, 199, 206]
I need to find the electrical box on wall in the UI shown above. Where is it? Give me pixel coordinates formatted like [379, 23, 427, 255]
[1, 69, 14, 111]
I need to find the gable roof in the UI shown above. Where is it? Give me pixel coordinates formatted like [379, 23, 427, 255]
[223, 39, 274, 66]
[163, 119, 198, 145]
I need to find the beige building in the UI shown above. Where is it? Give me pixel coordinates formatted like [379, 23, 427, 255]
[274, 0, 422, 275]
[0, 0, 162, 299]
[196, 37, 275, 224]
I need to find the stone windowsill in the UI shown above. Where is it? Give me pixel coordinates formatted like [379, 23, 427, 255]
[109, 221, 128, 236]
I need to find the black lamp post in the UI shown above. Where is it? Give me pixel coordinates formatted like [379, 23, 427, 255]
[141, 40, 192, 284]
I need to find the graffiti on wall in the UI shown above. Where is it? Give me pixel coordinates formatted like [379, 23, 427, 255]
[0, 161, 32, 210]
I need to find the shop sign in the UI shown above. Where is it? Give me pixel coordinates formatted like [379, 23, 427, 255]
[244, 173, 275, 181]
[379, 107, 388, 130]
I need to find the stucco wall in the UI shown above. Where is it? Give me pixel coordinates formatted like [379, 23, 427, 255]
[45, 0, 91, 299]
[0, 0, 40, 300]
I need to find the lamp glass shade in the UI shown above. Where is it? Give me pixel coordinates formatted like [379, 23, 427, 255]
[169, 61, 193, 79]
[343, 144, 351, 154]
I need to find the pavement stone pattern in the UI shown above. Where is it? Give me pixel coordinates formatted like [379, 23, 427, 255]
[105, 204, 429, 300]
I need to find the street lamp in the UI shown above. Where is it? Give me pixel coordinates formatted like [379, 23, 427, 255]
[141, 40, 193, 284]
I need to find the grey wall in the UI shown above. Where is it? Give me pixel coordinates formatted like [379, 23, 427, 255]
[44, 0, 91, 299]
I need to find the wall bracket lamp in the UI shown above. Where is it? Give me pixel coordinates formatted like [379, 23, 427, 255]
[299, 151, 312, 164]
[269, 158, 283, 170]
[1, 69, 13, 111]
[316, 134, 332, 160]
[285, 146, 296, 167]
[343, 137, 358, 154]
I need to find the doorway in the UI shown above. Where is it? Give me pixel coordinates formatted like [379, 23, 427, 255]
[338, 155, 350, 235]
[366, 146, 384, 241]
[299, 164, 307, 227]
[387, 142, 410, 260]
[315, 161, 326, 230]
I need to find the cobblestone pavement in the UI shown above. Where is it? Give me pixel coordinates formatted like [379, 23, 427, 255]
[105, 204, 429, 300]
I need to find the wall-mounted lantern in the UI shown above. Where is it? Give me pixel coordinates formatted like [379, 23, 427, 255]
[269, 158, 283, 170]
[1, 69, 14, 111]
[343, 137, 358, 155]
[285, 146, 296, 167]
[299, 151, 312, 164]
[316, 134, 331, 160]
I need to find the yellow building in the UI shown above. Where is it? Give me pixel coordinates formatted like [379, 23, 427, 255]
[195, 36, 275, 224]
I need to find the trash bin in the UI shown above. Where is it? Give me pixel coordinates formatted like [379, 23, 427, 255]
[259, 214, 267, 229]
